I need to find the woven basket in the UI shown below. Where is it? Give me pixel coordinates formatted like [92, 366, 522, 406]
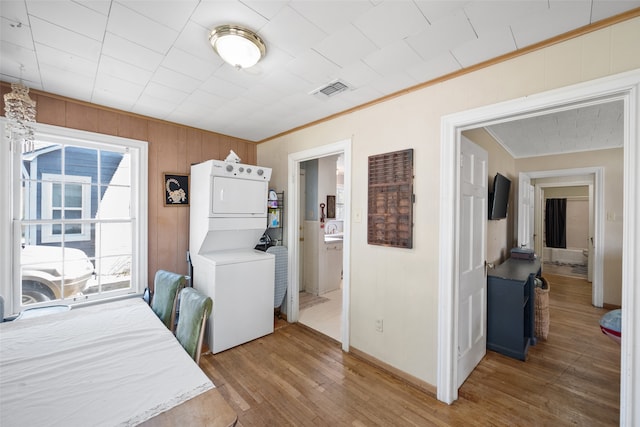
[535, 276, 550, 340]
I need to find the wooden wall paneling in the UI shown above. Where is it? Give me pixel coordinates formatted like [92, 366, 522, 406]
[97, 109, 119, 136]
[65, 102, 99, 132]
[151, 121, 183, 276]
[186, 128, 203, 167]
[34, 95, 66, 127]
[176, 127, 190, 277]
[245, 142, 257, 165]
[119, 114, 148, 141]
[219, 135, 236, 161]
[233, 139, 248, 163]
[201, 131, 220, 161]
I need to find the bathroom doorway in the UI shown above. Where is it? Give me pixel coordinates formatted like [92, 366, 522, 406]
[286, 139, 351, 351]
[298, 154, 344, 341]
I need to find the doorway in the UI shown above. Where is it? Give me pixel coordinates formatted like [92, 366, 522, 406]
[437, 69, 640, 424]
[286, 139, 352, 352]
[298, 154, 344, 341]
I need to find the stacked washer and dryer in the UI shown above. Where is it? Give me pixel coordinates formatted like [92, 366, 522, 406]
[189, 158, 275, 354]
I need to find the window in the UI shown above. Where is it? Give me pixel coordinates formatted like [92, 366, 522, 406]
[0, 120, 148, 314]
[41, 173, 92, 243]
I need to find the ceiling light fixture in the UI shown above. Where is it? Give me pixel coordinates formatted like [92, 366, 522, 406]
[209, 25, 266, 69]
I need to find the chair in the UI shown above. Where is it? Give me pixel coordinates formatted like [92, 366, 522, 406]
[175, 287, 212, 364]
[151, 270, 187, 332]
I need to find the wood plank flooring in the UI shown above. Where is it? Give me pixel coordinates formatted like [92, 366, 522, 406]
[200, 273, 620, 426]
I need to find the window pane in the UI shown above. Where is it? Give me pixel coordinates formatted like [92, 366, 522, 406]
[65, 146, 97, 175]
[20, 225, 95, 306]
[98, 185, 131, 219]
[65, 183, 83, 207]
[100, 151, 128, 186]
[53, 183, 62, 206]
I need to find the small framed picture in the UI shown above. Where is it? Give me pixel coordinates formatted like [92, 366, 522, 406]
[164, 173, 189, 206]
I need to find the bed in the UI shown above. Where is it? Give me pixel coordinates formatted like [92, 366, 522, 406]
[0, 298, 237, 426]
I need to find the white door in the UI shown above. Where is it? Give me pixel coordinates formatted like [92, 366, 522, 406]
[517, 173, 534, 249]
[457, 136, 488, 388]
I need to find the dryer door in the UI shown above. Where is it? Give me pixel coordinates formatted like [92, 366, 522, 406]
[211, 176, 268, 216]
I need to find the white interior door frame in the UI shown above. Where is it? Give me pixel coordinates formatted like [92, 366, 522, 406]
[437, 69, 639, 427]
[525, 172, 602, 306]
[287, 139, 352, 352]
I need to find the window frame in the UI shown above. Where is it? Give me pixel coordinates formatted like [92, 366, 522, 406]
[40, 173, 92, 243]
[0, 119, 148, 316]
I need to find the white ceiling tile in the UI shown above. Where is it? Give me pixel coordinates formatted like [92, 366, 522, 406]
[260, 6, 327, 57]
[39, 62, 94, 101]
[151, 66, 202, 93]
[30, 16, 101, 62]
[511, 1, 592, 48]
[162, 47, 219, 81]
[106, 2, 178, 54]
[77, 0, 111, 16]
[97, 55, 153, 86]
[362, 40, 424, 77]
[464, 1, 548, 38]
[241, 0, 289, 19]
[102, 32, 164, 72]
[213, 64, 262, 89]
[116, 0, 199, 31]
[406, 52, 461, 83]
[26, 0, 107, 41]
[181, 88, 227, 109]
[0, 40, 39, 83]
[189, 1, 268, 32]
[591, 0, 640, 22]
[451, 26, 516, 68]
[406, 9, 477, 61]
[353, 1, 429, 48]
[34, 43, 98, 77]
[286, 49, 341, 86]
[172, 20, 213, 58]
[92, 73, 144, 109]
[313, 25, 378, 68]
[368, 69, 419, 95]
[132, 92, 177, 119]
[290, 0, 374, 33]
[142, 80, 190, 104]
[413, 0, 469, 24]
[338, 61, 380, 88]
[0, 1, 29, 23]
[200, 74, 246, 99]
[1, 16, 33, 50]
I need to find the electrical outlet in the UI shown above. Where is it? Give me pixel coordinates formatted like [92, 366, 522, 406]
[375, 319, 383, 332]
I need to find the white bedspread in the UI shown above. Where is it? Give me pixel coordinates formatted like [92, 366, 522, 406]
[0, 298, 214, 426]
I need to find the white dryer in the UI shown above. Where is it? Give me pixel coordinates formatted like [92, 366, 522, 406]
[190, 159, 275, 354]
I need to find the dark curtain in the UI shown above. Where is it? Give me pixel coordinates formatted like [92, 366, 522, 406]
[545, 198, 567, 248]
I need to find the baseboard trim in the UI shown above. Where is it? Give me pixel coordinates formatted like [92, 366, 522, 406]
[349, 346, 437, 398]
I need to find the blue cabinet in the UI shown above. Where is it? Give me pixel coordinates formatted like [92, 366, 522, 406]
[487, 257, 541, 360]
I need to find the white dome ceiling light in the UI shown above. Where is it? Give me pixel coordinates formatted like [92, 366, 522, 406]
[209, 25, 266, 69]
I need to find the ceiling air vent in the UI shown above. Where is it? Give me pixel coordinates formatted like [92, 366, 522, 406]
[311, 79, 351, 99]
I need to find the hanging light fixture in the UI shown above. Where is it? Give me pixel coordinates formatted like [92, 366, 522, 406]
[209, 25, 266, 69]
[4, 81, 37, 153]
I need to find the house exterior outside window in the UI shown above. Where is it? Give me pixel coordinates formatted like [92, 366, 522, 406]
[41, 173, 92, 243]
[0, 120, 148, 314]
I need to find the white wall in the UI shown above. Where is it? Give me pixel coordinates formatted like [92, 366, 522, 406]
[257, 18, 640, 386]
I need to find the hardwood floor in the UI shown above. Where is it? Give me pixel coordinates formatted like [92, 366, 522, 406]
[200, 273, 620, 426]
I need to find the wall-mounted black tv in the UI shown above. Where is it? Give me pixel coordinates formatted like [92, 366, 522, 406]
[488, 172, 511, 220]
